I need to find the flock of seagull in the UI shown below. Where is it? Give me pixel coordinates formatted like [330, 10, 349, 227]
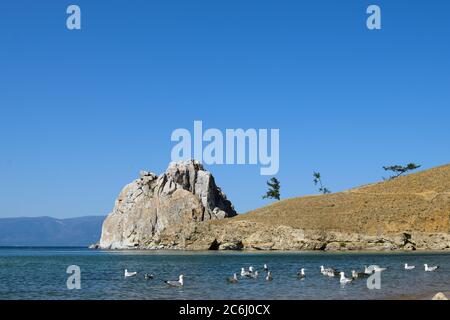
[123, 262, 440, 287]
[124, 269, 184, 287]
[233, 263, 441, 285]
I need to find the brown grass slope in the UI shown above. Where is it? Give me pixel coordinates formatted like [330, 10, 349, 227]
[232, 164, 450, 236]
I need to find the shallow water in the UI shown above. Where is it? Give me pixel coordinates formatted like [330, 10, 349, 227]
[0, 248, 449, 300]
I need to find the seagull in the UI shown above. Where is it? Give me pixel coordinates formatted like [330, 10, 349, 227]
[228, 273, 238, 284]
[144, 273, 154, 280]
[297, 268, 306, 280]
[165, 275, 184, 287]
[404, 264, 416, 270]
[364, 266, 374, 275]
[241, 268, 251, 277]
[249, 266, 255, 274]
[424, 264, 440, 272]
[373, 266, 388, 273]
[340, 272, 353, 285]
[328, 270, 338, 277]
[263, 264, 269, 272]
[320, 265, 327, 275]
[124, 269, 137, 278]
[265, 272, 273, 281]
[351, 270, 369, 279]
[320, 266, 338, 277]
[251, 271, 259, 279]
[373, 266, 388, 272]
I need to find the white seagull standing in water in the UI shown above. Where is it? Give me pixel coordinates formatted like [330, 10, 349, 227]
[263, 264, 269, 272]
[298, 268, 306, 280]
[320, 265, 327, 275]
[365, 265, 387, 273]
[321, 266, 338, 277]
[404, 264, 416, 270]
[424, 264, 440, 272]
[364, 266, 374, 275]
[241, 268, 251, 277]
[251, 271, 259, 279]
[340, 272, 353, 285]
[373, 266, 388, 272]
[265, 272, 273, 281]
[124, 269, 137, 278]
[165, 275, 184, 287]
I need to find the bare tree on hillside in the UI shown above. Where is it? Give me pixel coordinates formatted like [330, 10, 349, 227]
[313, 172, 331, 194]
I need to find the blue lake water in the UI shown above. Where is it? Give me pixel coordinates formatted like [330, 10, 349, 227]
[0, 248, 449, 300]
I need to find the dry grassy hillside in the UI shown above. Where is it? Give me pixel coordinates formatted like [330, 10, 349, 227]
[232, 164, 450, 236]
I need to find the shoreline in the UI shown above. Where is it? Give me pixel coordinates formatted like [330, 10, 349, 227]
[92, 247, 450, 255]
[386, 291, 450, 300]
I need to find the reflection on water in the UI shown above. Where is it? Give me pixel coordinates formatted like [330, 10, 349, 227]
[0, 248, 448, 300]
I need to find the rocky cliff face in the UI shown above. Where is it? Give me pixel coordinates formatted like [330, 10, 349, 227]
[99, 160, 236, 249]
[168, 221, 450, 251]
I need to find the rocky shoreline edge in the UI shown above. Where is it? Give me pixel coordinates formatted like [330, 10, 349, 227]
[90, 226, 450, 252]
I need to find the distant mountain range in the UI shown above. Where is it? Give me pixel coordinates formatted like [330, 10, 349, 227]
[0, 216, 105, 246]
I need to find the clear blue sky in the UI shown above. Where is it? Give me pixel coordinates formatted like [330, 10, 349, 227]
[1, 0, 449, 218]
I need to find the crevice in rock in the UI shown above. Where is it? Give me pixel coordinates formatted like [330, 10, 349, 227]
[209, 239, 220, 251]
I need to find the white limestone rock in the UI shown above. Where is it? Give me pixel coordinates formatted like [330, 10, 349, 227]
[99, 160, 236, 249]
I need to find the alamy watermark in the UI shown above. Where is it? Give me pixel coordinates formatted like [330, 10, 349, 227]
[66, 5, 81, 30]
[66, 265, 81, 290]
[366, 266, 383, 290]
[171, 121, 280, 176]
[367, 5, 382, 30]
[65, 4, 381, 31]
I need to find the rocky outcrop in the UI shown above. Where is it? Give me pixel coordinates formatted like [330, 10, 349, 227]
[432, 292, 449, 300]
[99, 160, 236, 249]
[99, 162, 450, 251]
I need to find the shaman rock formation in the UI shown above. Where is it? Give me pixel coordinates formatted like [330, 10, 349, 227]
[99, 160, 236, 249]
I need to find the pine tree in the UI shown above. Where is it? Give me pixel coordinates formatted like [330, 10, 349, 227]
[383, 163, 421, 180]
[262, 177, 281, 201]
